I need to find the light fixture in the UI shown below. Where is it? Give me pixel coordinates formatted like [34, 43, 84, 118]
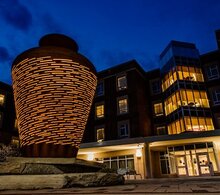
[87, 152, 94, 161]
[136, 145, 142, 158]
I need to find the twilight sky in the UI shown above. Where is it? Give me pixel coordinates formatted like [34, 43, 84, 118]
[0, 0, 220, 84]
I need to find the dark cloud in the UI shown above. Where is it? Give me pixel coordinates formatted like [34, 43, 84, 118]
[0, 0, 32, 31]
[0, 47, 10, 62]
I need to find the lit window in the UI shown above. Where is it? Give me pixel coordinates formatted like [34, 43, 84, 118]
[118, 97, 128, 114]
[150, 79, 161, 95]
[167, 117, 214, 135]
[102, 155, 134, 170]
[154, 103, 163, 116]
[96, 81, 104, 96]
[117, 75, 127, 90]
[156, 126, 167, 135]
[95, 104, 104, 119]
[212, 89, 220, 105]
[96, 127, 104, 142]
[207, 64, 219, 80]
[0, 94, 5, 106]
[118, 121, 129, 138]
[162, 66, 204, 91]
[164, 89, 210, 116]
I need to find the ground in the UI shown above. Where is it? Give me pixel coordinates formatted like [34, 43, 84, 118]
[1, 176, 220, 194]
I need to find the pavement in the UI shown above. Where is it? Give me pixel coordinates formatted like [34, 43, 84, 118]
[1, 176, 220, 194]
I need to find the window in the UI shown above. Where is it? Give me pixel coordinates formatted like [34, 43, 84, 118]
[118, 97, 128, 114]
[95, 103, 104, 119]
[96, 81, 104, 96]
[117, 75, 127, 90]
[162, 66, 204, 91]
[164, 89, 210, 116]
[150, 79, 161, 95]
[212, 89, 220, 105]
[156, 126, 167, 135]
[118, 120, 129, 138]
[207, 64, 219, 80]
[96, 127, 104, 142]
[0, 94, 5, 106]
[102, 155, 134, 171]
[153, 103, 163, 116]
[160, 152, 171, 174]
[167, 117, 214, 135]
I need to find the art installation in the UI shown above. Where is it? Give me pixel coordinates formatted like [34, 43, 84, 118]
[12, 34, 97, 157]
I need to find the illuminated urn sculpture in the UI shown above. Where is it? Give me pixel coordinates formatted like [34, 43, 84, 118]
[12, 34, 97, 157]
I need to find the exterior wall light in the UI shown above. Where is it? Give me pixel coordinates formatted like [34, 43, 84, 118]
[87, 152, 94, 161]
[136, 145, 143, 158]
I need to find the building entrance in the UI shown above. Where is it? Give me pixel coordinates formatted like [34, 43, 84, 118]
[159, 142, 218, 177]
[196, 153, 212, 176]
[176, 155, 188, 176]
[175, 152, 213, 176]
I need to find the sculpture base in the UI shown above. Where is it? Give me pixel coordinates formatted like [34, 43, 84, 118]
[0, 157, 125, 190]
[21, 143, 78, 158]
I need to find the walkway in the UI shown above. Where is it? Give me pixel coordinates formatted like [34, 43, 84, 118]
[1, 176, 220, 194]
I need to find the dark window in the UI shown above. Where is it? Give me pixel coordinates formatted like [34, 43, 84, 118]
[150, 79, 161, 95]
[212, 89, 220, 105]
[207, 64, 219, 80]
[156, 126, 167, 135]
[118, 121, 129, 138]
[96, 81, 104, 96]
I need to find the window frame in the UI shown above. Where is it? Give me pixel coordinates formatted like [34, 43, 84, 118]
[95, 102, 105, 119]
[96, 80, 104, 96]
[212, 89, 220, 105]
[116, 74, 127, 91]
[153, 102, 164, 116]
[96, 126, 105, 142]
[207, 64, 220, 80]
[117, 96, 129, 115]
[118, 120, 130, 138]
[150, 78, 161, 95]
[156, 126, 167, 135]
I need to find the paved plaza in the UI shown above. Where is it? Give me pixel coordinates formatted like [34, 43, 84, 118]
[1, 176, 220, 194]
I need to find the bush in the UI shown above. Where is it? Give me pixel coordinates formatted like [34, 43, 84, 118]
[0, 144, 21, 162]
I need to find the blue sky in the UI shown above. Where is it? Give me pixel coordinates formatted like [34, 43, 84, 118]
[0, 0, 220, 84]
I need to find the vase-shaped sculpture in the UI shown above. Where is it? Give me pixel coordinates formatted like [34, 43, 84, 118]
[11, 34, 97, 157]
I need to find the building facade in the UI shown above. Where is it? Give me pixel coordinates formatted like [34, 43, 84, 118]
[1, 31, 220, 178]
[78, 31, 220, 179]
[201, 30, 220, 130]
[0, 81, 17, 145]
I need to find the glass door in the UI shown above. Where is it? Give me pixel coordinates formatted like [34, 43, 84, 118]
[196, 153, 211, 176]
[176, 155, 188, 176]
